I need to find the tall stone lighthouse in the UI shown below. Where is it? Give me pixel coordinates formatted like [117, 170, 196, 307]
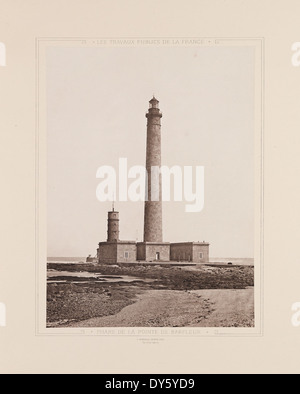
[144, 97, 163, 243]
[137, 97, 170, 262]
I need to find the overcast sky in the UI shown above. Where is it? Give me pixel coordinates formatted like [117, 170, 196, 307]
[47, 45, 254, 258]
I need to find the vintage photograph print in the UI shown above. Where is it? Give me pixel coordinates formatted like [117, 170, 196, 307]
[44, 39, 262, 330]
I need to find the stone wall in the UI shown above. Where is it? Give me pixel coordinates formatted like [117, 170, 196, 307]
[98, 242, 118, 263]
[170, 243, 193, 262]
[137, 242, 170, 261]
[99, 242, 137, 263]
[98, 241, 209, 264]
[170, 242, 209, 263]
[116, 242, 137, 263]
[137, 242, 146, 261]
[192, 243, 209, 264]
[144, 242, 170, 262]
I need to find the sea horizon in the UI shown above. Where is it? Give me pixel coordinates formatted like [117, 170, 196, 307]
[47, 256, 254, 265]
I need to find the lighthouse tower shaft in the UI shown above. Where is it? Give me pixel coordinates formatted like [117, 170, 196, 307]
[143, 97, 163, 243]
[107, 210, 119, 242]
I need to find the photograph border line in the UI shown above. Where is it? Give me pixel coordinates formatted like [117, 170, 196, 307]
[35, 37, 264, 337]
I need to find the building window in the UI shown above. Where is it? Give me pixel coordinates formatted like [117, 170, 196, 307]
[199, 253, 203, 259]
[124, 252, 129, 259]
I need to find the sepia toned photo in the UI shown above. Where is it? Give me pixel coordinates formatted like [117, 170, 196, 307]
[6, 0, 300, 375]
[44, 40, 261, 330]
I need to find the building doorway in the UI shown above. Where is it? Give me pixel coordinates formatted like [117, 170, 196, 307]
[156, 252, 160, 261]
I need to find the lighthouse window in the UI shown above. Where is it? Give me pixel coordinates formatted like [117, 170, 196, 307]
[124, 252, 129, 259]
[199, 253, 203, 259]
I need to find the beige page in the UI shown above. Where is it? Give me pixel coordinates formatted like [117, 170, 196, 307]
[0, 0, 299, 374]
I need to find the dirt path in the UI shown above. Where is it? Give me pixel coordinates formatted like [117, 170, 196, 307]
[69, 288, 254, 328]
[189, 288, 254, 327]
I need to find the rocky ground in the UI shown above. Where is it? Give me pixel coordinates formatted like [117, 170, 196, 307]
[47, 263, 254, 328]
